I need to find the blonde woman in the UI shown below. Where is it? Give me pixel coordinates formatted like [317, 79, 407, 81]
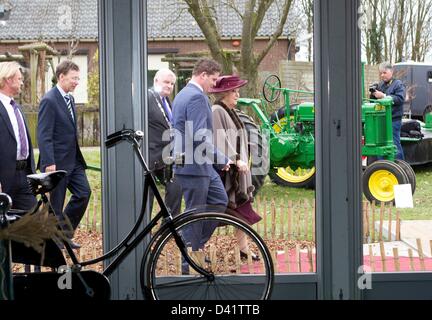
[209, 75, 261, 261]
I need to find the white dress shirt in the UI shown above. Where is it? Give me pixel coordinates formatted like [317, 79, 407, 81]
[0, 91, 29, 160]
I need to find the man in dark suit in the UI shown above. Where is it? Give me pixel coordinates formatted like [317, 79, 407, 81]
[148, 69, 182, 217]
[37, 60, 91, 249]
[172, 58, 232, 251]
[0, 61, 36, 211]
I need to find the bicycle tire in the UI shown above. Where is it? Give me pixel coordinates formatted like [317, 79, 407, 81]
[142, 212, 273, 300]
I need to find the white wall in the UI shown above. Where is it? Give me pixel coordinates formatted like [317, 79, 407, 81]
[46, 55, 89, 104]
[148, 54, 169, 70]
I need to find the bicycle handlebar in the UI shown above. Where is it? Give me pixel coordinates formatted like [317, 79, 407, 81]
[105, 129, 144, 149]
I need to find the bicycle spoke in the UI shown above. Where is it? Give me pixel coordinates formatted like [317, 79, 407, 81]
[153, 276, 210, 289]
[144, 213, 273, 300]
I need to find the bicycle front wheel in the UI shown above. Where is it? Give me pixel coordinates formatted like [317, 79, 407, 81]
[144, 212, 273, 300]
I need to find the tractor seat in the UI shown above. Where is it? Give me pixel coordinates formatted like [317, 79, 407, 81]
[27, 170, 67, 195]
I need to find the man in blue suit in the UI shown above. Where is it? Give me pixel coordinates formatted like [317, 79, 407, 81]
[37, 60, 91, 249]
[0, 61, 36, 211]
[172, 58, 231, 251]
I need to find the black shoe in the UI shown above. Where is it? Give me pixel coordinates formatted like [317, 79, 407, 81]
[240, 250, 260, 261]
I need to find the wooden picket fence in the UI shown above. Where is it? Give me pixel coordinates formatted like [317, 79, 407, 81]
[365, 239, 432, 272]
[77, 190, 102, 233]
[77, 191, 405, 244]
[362, 201, 402, 244]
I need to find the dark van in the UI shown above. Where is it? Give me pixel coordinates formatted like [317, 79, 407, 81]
[394, 62, 432, 121]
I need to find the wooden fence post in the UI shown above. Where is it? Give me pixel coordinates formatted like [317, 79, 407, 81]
[279, 200, 285, 240]
[284, 245, 290, 273]
[368, 245, 375, 272]
[271, 199, 276, 239]
[388, 205, 392, 241]
[304, 199, 309, 241]
[379, 203, 385, 242]
[287, 200, 293, 241]
[417, 239, 426, 271]
[408, 249, 415, 271]
[393, 247, 400, 272]
[380, 241, 386, 272]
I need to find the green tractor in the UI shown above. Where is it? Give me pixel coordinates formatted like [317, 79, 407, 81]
[237, 74, 416, 204]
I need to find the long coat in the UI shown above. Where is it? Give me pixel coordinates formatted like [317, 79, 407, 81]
[212, 104, 254, 207]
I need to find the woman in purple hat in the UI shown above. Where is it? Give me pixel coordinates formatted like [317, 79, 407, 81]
[209, 75, 262, 261]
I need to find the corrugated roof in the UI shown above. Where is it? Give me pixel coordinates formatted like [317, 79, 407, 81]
[0, 0, 294, 41]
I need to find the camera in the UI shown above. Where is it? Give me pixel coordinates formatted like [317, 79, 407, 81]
[369, 83, 379, 94]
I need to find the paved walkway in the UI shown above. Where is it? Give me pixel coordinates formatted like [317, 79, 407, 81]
[373, 220, 432, 257]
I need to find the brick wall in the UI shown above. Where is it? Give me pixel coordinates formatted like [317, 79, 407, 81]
[148, 38, 289, 73]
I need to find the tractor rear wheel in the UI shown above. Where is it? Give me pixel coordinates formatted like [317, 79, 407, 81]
[236, 110, 269, 195]
[395, 159, 416, 194]
[362, 160, 410, 204]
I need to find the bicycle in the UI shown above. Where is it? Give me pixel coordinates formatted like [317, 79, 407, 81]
[7, 128, 274, 300]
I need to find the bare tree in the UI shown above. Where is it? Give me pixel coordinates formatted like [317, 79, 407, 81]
[362, 0, 432, 64]
[409, 0, 432, 61]
[182, 0, 294, 97]
[301, 0, 313, 62]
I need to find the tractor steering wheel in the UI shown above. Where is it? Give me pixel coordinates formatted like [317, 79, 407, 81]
[262, 74, 282, 102]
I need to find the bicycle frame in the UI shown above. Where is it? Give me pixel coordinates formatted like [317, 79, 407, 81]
[54, 129, 211, 278]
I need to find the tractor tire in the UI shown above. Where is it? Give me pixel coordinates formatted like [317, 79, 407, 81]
[362, 160, 410, 204]
[395, 159, 416, 194]
[236, 109, 269, 195]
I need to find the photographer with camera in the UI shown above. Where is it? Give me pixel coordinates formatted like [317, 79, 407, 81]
[370, 62, 406, 160]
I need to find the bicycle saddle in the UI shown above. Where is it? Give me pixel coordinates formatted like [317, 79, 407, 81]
[27, 170, 67, 195]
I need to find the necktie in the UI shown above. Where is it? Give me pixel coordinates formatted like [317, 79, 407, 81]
[64, 94, 75, 122]
[161, 97, 173, 123]
[10, 100, 28, 159]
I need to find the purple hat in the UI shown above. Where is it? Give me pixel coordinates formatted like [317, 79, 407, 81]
[209, 75, 248, 93]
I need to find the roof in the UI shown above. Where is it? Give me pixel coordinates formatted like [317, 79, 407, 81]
[0, 0, 295, 41]
[147, 0, 295, 39]
[0, 0, 98, 40]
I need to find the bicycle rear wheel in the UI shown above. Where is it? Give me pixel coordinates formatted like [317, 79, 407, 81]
[143, 212, 273, 300]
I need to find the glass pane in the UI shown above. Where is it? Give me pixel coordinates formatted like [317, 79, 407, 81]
[146, 1, 317, 276]
[360, 0, 432, 273]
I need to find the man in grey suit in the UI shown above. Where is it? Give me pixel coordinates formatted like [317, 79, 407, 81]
[148, 69, 182, 217]
[172, 59, 232, 251]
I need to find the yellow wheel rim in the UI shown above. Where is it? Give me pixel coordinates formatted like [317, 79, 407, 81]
[275, 166, 316, 183]
[368, 169, 398, 202]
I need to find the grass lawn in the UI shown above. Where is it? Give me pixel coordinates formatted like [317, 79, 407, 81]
[76, 147, 432, 224]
